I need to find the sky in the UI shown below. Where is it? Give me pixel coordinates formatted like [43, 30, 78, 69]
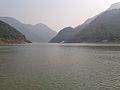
[0, 0, 120, 32]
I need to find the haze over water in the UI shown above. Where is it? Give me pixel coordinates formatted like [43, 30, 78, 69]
[0, 43, 120, 90]
[1, 0, 120, 31]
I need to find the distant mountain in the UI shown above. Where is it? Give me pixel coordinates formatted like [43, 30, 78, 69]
[0, 17, 57, 42]
[50, 27, 76, 43]
[67, 9, 120, 43]
[109, 2, 120, 10]
[0, 20, 27, 44]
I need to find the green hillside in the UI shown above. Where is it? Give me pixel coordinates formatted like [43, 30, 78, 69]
[0, 20, 27, 44]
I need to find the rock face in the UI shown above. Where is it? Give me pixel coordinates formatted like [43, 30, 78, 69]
[67, 9, 120, 43]
[0, 17, 57, 42]
[0, 20, 27, 44]
[50, 27, 76, 43]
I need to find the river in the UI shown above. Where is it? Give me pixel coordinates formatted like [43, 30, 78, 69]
[0, 43, 120, 90]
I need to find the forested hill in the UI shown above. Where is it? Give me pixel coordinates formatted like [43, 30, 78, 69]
[0, 20, 27, 44]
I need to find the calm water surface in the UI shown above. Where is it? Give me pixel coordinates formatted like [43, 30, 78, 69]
[0, 43, 120, 90]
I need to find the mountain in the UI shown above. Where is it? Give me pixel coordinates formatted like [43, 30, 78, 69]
[109, 2, 120, 10]
[0, 17, 57, 42]
[25, 23, 57, 42]
[49, 17, 97, 43]
[67, 9, 120, 43]
[49, 18, 98, 43]
[50, 2, 120, 43]
[50, 7, 100, 43]
[75, 2, 120, 31]
[0, 20, 27, 44]
[50, 27, 76, 43]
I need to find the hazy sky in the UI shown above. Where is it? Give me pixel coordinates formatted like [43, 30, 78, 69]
[0, 0, 120, 31]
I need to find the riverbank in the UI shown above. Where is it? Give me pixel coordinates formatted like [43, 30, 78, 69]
[0, 38, 28, 44]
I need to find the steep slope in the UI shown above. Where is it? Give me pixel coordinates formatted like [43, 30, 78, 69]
[0, 17, 57, 42]
[0, 20, 26, 44]
[49, 17, 98, 43]
[67, 9, 120, 43]
[76, 2, 120, 31]
[50, 27, 76, 43]
[50, 2, 120, 43]
[109, 2, 120, 10]
[50, 17, 98, 43]
[50, 6, 101, 43]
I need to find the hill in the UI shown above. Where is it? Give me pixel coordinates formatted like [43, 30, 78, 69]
[0, 20, 27, 44]
[67, 9, 120, 43]
[50, 27, 76, 43]
[0, 17, 57, 42]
